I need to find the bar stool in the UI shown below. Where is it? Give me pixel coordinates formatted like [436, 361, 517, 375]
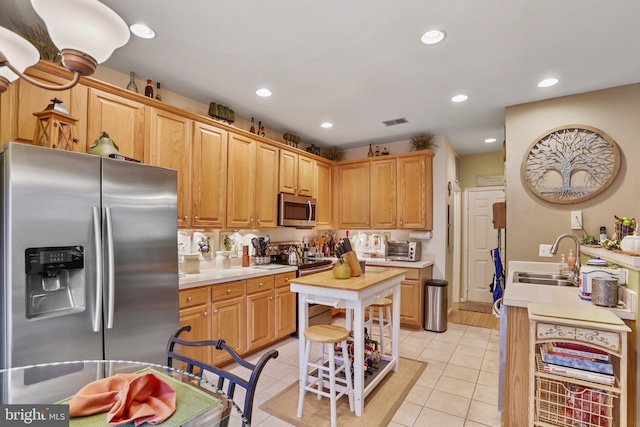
[297, 324, 354, 427]
[365, 298, 393, 355]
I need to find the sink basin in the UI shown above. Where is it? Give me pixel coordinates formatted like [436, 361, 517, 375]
[512, 271, 578, 287]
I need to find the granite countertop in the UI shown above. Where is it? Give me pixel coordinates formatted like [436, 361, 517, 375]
[503, 261, 637, 320]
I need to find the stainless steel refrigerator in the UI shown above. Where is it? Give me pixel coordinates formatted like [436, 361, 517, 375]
[0, 142, 179, 402]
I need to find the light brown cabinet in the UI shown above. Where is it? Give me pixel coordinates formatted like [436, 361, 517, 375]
[274, 271, 297, 339]
[227, 134, 279, 229]
[336, 162, 371, 228]
[191, 122, 228, 228]
[147, 108, 191, 227]
[246, 276, 276, 351]
[399, 266, 432, 329]
[315, 160, 333, 229]
[87, 88, 146, 162]
[178, 287, 211, 365]
[210, 280, 245, 365]
[279, 150, 316, 197]
[337, 152, 434, 230]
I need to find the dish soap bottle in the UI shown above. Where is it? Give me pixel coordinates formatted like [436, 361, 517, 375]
[567, 249, 576, 271]
[559, 254, 569, 275]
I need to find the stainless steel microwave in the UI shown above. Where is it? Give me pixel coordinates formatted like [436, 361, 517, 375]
[385, 241, 421, 261]
[278, 193, 316, 228]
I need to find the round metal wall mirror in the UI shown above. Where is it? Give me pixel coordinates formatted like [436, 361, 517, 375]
[521, 125, 620, 204]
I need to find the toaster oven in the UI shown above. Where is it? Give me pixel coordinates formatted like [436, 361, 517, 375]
[385, 241, 421, 261]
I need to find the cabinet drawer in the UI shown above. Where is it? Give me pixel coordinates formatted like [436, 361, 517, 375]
[247, 276, 274, 294]
[404, 269, 420, 281]
[211, 280, 244, 301]
[274, 271, 296, 288]
[536, 322, 621, 352]
[179, 287, 209, 308]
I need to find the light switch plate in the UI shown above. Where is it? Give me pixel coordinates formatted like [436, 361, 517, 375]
[539, 244, 553, 257]
[571, 211, 582, 230]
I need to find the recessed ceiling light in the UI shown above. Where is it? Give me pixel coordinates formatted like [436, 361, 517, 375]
[420, 30, 446, 45]
[451, 94, 468, 103]
[256, 88, 272, 97]
[538, 78, 558, 88]
[130, 23, 155, 39]
[320, 122, 333, 128]
[485, 138, 497, 143]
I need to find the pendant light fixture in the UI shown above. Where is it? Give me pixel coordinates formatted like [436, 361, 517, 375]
[0, 0, 130, 94]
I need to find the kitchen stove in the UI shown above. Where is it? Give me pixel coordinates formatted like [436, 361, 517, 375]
[268, 241, 334, 337]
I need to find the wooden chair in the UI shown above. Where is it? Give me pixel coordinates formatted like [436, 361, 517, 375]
[166, 326, 279, 425]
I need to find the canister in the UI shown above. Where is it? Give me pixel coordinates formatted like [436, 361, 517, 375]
[591, 277, 619, 307]
[182, 253, 201, 274]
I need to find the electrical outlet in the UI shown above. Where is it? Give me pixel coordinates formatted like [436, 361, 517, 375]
[571, 211, 582, 230]
[539, 244, 553, 257]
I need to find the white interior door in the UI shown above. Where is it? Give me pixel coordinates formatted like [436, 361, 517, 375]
[465, 187, 505, 303]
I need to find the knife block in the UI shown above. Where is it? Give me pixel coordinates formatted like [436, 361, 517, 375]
[342, 251, 363, 276]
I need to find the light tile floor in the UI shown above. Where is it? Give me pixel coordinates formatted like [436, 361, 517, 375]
[229, 319, 502, 426]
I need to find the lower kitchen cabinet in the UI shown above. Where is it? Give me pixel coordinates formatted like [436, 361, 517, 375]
[178, 287, 211, 365]
[399, 265, 432, 329]
[274, 271, 297, 339]
[246, 276, 276, 351]
[210, 280, 245, 365]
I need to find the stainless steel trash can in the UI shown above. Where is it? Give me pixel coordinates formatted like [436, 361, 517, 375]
[424, 279, 448, 332]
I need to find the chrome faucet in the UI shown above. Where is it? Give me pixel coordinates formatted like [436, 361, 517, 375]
[549, 233, 581, 283]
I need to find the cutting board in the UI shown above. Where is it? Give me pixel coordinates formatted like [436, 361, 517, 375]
[528, 302, 625, 325]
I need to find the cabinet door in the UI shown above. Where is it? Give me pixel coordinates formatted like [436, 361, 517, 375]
[278, 150, 298, 195]
[315, 161, 333, 229]
[370, 158, 397, 229]
[275, 284, 296, 339]
[147, 108, 191, 227]
[87, 88, 146, 162]
[400, 280, 422, 329]
[192, 122, 227, 228]
[337, 162, 370, 229]
[255, 142, 279, 228]
[226, 133, 256, 229]
[246, 289, 275, 351]
[1, 69, 87, 151]
[297, 154, 316, 197]
[398, 154, 432, 230]
[211, 295, 245, 365]
[179, 304, 211, 365]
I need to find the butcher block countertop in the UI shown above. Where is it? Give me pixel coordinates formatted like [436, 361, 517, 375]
[289, 267, 407, 291]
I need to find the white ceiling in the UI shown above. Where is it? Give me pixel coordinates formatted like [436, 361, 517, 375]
[2, 0, 640, 155]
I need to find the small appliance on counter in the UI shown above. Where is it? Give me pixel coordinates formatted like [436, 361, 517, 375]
[385, 240, 421, 261]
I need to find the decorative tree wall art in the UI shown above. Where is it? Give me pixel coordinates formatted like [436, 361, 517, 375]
[521, 125, 620, 204]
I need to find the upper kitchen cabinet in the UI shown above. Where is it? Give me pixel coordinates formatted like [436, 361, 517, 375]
[227, 133, 279, 229]
[191, 122, 228, 228]
[0, 62, 88, 152]
[87, 88, 146, 162]
[397, 153, 433, 230]
[279, 149, 316, 197]
[370, 158, 397, 228]
[315, 160, 333, 229]
[337, 162, 371, 229]
[147, 108, 192, 227]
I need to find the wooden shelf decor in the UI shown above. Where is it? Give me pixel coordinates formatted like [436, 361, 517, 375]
[521, 125, 620, 204]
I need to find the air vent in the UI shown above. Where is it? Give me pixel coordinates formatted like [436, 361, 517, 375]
[382, 117, 409, 127]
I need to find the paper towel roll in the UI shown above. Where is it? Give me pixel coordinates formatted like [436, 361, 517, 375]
[409, 231, 433, 240]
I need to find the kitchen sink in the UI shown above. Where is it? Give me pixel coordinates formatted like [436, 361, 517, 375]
[512, 271, 578, 287]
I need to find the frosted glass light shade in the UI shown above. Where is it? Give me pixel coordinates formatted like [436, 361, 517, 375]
[31, 0, 130, 65]
[0, 26, 40, 83]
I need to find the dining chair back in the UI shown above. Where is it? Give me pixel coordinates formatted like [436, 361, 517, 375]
[166, 326, 278, 424]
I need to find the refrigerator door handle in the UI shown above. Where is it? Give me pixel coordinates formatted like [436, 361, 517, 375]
[92, 206, 103, 333]
[105, 207, 115, 329]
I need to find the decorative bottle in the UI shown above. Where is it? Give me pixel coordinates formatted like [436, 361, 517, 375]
[144, 80, 154, 98]
[382, 147, 389, 156]
[250, 117, 256, 134]
[126, 72, 138, 93]
[258, 121, 263, 136]
[368, 144, 374, 157]
[375, 145, 380, 156]
[155, 82, 161, 101]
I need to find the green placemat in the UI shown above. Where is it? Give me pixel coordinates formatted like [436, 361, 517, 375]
[57, 368, 222, 427]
